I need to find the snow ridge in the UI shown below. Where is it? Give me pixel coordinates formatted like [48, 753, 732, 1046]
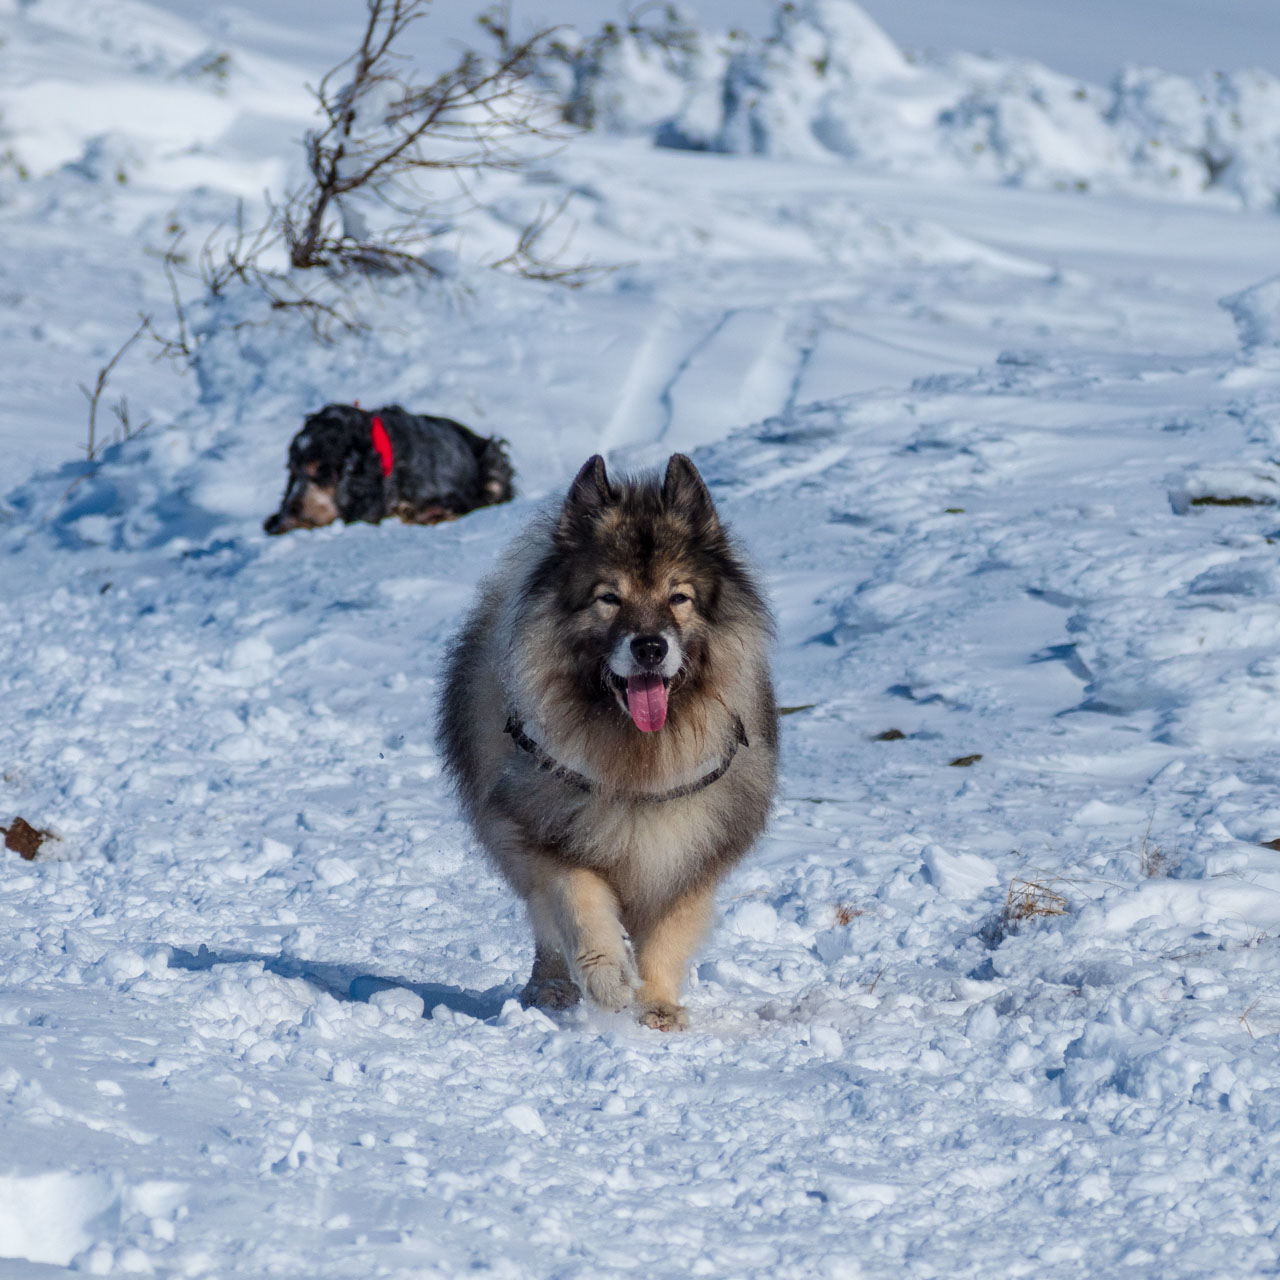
[544, 0, 1280, 208]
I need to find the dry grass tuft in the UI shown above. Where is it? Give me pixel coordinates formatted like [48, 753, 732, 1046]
[1139, 820, 1168, 878]
[834, 902, 864, 926]
[1001, 876, 1070, 931]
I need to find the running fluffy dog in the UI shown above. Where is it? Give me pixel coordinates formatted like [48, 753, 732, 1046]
[438, 453, 778, 1030]
[264, 403, 514, 535]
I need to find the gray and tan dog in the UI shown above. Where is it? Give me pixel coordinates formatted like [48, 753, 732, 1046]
[438, 453, 778, 1029]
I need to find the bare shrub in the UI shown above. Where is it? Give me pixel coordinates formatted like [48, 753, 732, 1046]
[183, 3, 598, 325]
[281, 0, 563, 275]
[197, 205, 366, 340]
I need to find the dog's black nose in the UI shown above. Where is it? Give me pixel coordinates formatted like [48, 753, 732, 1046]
[631, 634, 668, 668]
[263, 512, 283, 535]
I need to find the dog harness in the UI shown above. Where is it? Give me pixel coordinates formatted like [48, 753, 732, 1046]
[370, 415, 394, 478]
[504, 714, 749, 804]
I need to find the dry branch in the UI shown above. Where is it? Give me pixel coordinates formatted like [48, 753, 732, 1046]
[282, 0, 563, 274]
[78, 317, 153, 460]
[486, 192, 610, 287]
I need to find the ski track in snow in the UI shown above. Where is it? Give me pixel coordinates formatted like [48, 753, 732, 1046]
[4, 1, 1280, 1276]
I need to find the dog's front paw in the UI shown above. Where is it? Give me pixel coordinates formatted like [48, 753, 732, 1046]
[520, 976, 581, 1011]
[575, 951, 640, 1012]
[639, 1000, 689, 1032]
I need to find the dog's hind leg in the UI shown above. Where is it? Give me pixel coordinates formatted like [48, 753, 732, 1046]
[632, 883, 716, 1031]
[518, 943, 581, 1011]
[526, 865, 639, 1014]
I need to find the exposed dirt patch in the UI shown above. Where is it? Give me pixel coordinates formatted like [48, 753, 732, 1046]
[3, 817, 56, 860]
[1189, 495, 1273, 507]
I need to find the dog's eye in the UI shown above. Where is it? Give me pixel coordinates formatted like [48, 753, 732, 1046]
[596, 592, 621, 607]
[669, 591, 691, 606]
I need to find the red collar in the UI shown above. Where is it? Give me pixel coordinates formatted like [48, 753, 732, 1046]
[370, 414, 394, 478]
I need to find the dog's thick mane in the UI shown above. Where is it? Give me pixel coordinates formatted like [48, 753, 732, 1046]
[499, 467, 773, 798]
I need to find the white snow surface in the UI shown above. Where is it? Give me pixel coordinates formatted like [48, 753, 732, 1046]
[4, 1, 1280, 1277]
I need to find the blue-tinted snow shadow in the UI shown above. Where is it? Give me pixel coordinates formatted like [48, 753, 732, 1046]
[2, 434, 246, 555]
[166, 944, 509, 1020]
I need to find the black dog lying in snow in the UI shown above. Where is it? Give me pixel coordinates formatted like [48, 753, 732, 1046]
[264, 403, 515, 535]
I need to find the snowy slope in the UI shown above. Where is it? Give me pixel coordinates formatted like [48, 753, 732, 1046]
[5, 1, 1280, 1277]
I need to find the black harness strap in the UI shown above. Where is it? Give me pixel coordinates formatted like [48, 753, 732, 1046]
[504, 715, 749, 805]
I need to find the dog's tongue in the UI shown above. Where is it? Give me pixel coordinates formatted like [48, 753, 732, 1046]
[626, 674, 668, 732]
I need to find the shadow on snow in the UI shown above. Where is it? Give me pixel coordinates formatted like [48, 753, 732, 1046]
[165, 943, 509, 1021]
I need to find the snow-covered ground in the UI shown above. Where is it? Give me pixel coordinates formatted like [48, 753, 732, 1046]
[4, 1, 1280, 1276]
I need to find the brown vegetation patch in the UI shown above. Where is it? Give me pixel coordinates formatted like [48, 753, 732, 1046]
[1189, 495, 1273, 507]
[3, 817, 55, 861]
[949, 753, 983, 767]
[1139, 820, 1168, 877]
[1001, 877, 1069, 932]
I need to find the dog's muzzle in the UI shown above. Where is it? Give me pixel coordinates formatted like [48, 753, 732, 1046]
[630, 634, 668, 669]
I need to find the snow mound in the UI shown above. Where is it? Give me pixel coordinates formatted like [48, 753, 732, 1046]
[544, 0, 1280, 207]
[0, 0, 311, 197]
[1167, 461, 1280, 513]
[0, 1171, 119, 1267]
[1221, 275, 1280, 352]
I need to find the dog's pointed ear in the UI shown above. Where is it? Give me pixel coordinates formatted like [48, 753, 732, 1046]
[559, 455, 614, 534]
[662, 454, 720, 532]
